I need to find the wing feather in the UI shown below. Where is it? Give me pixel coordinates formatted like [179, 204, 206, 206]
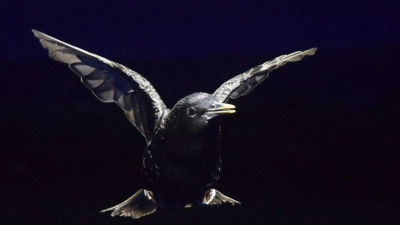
[212, 48, 317, 102]
[33, 30, 167, 142]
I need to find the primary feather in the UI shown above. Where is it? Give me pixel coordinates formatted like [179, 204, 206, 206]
[33, 30, 166, 141]
[33, 29, 316, 219]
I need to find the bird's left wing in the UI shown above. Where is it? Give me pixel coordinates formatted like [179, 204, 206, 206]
[212, 48, 317, 103]
[33, 30, 167, 142]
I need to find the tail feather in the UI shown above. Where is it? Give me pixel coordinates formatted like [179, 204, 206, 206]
[101, 189, 156, 219]
[203, 189, 241, 205]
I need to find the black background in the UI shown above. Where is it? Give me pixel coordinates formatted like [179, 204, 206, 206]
[1, 1, 399, 224]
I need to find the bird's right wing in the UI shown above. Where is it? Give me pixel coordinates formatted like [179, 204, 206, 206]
[33, 30, 167, 142]
[212, 48, 317, 103]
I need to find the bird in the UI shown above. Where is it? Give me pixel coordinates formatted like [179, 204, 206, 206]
[32, 29, 317, 219]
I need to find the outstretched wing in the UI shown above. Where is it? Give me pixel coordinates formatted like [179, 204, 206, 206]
[212, 48, 317, 103]
[33, 30, 167, 142]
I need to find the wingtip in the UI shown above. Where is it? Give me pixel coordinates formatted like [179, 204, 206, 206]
[306, 47, 318, 55]
[100, 208, 112, 213]
[32, 29, 41, 38]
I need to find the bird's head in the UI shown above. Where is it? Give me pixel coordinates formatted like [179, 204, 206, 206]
[165, 93, 235, 135]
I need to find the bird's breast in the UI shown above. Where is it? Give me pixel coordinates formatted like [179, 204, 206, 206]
[142, 124, 222, 190]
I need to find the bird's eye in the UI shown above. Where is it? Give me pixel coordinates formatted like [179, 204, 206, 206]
[187, 107, 196, 117]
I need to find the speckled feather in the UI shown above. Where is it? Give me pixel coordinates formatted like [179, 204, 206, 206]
[33, 30, 166, 142]
[33, 29, 316, 219]
[212, 48, 317, 102]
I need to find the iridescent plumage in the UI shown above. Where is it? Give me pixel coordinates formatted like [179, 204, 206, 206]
[33, 30, 316, 218]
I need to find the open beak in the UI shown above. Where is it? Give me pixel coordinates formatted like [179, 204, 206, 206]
[205, 102, 235, 119]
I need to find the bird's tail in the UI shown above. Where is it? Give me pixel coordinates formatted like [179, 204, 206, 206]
[202, 189, 241, 206]
[100, 189, 157, 219]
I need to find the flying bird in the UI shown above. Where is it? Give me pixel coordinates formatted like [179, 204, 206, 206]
[33, 30, 317, 219]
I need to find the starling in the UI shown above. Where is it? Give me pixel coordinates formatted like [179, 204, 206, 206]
[33, 30, 317, 219]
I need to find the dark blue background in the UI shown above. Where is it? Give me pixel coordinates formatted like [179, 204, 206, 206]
[1, 0, 399, 224]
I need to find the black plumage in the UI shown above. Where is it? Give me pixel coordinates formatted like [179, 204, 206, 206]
[32, 30, 317, 218]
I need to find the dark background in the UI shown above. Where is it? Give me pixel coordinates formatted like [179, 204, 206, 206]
[1, 0, 399, 224]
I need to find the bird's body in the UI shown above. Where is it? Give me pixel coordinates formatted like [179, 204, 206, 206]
[33, 30, 316, 218]
[143, 93, 222, 207]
